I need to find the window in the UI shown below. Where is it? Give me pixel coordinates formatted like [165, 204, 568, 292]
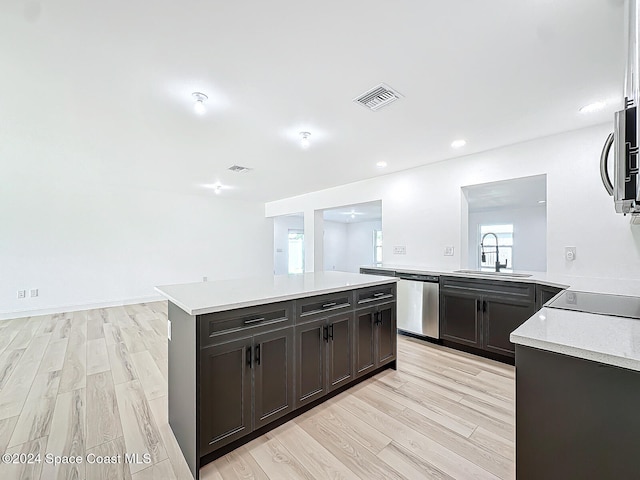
[374, 230, 383, 266]
[479, 224, 513, 272]
[288, 230, 304, 274]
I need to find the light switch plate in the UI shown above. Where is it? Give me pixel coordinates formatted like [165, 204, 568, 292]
[393, 245, 406, 255]
[444, 246, 454, 256]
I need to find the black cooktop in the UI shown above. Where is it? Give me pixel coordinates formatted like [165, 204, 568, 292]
[547, 290, 640, 320]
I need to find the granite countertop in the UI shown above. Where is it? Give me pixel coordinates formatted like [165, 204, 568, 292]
[155, 271, 398, 316]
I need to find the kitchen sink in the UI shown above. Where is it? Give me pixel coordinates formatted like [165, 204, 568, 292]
[453, 269, 533, 278]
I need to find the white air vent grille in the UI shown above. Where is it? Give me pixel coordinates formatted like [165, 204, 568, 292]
[228, 165, 252, 173]
[353, 83, 403, 111]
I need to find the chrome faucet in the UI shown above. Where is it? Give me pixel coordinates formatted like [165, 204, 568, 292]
[481, 232, 508, 272]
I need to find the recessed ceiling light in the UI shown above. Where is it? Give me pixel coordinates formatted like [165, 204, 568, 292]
[376, 161, 388, 168]
[299, 131, 311, 149]
[451, 139, 467, 149]
[203, 182, 230, 194]
[579, 101, 606, 114]
[192, 92, 208, 115]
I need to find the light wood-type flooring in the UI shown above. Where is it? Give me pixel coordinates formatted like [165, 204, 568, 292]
[0, 302, 514, 480]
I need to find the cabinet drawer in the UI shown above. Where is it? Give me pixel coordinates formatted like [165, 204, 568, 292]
[295, 292, 352, 323]
[355, 284, 396, 306]
[440, 276, 534, 301]
[199, 302, 293, 347]
[360, 268, 396, 276]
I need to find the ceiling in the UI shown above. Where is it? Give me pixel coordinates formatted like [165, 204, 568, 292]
[323, 201, 382, 224]
[464, 174, 547, 212]
[0, 0, 626, 202]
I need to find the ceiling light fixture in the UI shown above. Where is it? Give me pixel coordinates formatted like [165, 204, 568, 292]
[192, 92, 208, 115]
[579, 101, 606, 114]
[376, 161, 388, 168]
[451, 139, 467, 149]
[299, 131, 311, 149]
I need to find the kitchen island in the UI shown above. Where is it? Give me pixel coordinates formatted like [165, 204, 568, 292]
[510, 292, 640, 479]
[155, 271, 398, 480]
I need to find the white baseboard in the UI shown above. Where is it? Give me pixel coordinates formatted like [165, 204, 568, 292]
[0, 295, 166, 321]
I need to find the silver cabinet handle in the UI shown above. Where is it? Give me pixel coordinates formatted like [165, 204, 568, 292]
[600, 132, 614, 196]
[322, 302, 337, 308]
[244, 317, 265, 324]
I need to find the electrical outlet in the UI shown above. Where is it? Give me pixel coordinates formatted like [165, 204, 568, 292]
[444, 246, 454, 256]
[30, 289, 38, 298]
[168, 320, 172, 341]
[393, 245, 406, 255]
[203, 276, 208, 282]
[565, 246, 576, 261]
[17, 290, 26, 299]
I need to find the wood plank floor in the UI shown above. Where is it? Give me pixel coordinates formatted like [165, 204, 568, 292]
[0, 302, 514, 479]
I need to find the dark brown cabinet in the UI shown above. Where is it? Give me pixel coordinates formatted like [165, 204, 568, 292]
[295, 312, 354, 407]
[253, 328, 294, 429]
[199, 337, 252, 454]
[199, 326, 293, 455]
[168, 282, 397, 479]
[483, 295, 535, 356]
[535, 284, 564, 309]
[440, 290, 481, 348]
[354, 301, 396, 378]
[440, 277, 535, 359]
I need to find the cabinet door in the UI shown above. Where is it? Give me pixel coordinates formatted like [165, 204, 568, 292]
[440, 290, 481, 348]
[199, 336, 252, 454]
[253, 327, 294, 430]
[327, 313, 354, 392]
[376, 303, 396, 367]
[535, 285, 563, 310]
[354, 307, 376, 378]
[295, 319, 327, 407]
[483, 298, 535, 357]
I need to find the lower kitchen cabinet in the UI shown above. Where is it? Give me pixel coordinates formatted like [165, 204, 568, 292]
[535, 284, 564, 309]
[439, 276, 535, 360]
[199, 326, 294, 455]
[253, 328, 294, 429]
[483, 296, 535, 356]
[354, 301, 396, 378]
[440, 290, 481, 348]
[168, 281, 397, 479]
[327, 313, 355, 390]
[199, 337, 252, 454]
[295, 312, 355, 407]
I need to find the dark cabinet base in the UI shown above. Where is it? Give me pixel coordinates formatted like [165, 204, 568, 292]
[441, 339, 515, 365]
[516, 345, 640, 479]
[199, 360, 396, 467]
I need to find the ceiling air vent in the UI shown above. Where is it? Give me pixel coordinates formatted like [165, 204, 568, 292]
[228, 164, 252, 173]
[353, 83, 403, 111]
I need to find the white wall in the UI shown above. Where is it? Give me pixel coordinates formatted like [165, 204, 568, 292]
[273, 215, 304, 275]
[323, 219, 382, 273]
[266, 124, 640, 281]
[1, 182, 273, 319]
[346, 220, 382, 273]
[323, 221, 348, 271]
[468, 206, 547, 272]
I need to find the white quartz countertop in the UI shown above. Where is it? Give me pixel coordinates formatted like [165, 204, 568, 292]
[363, 263, 640, 369]
[155, 271, 398, 316]
[360, 264, 640, 297]
[511, 306, 640, 372]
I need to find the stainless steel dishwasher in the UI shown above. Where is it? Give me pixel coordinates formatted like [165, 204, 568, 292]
[396, 273, 439, 339]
